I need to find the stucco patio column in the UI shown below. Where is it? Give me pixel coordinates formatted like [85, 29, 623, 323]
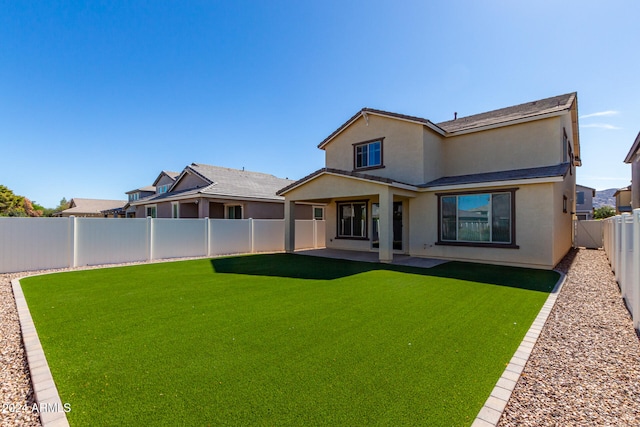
[378, 187, 394, 263]
[284, 200, 296, 253]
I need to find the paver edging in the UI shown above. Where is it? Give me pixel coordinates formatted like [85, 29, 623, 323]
[11, 278, 70, 427]
[471, 270, 567, 427]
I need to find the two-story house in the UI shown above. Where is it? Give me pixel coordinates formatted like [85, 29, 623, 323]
[279, 92, 580, 269]
[127, 163, 313, 220]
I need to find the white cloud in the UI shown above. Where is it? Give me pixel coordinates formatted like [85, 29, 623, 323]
[581, 123, 622, 130]
[580, 110, 619, 119]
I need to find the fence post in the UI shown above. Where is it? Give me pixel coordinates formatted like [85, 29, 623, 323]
[147, 216, 154, 261]
[250, 218, 255, 254]
[614, 216, 621, 280]
[634, 210, 640, 330]
[621, 215, 628, 297]
[69, 216, 78, 268]
[204, 217, 209, 257]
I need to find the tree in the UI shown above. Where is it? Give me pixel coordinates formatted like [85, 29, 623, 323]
[594, 205, 616, 219]
[0, 185, 44, 217]
[0, 185, 27, 216]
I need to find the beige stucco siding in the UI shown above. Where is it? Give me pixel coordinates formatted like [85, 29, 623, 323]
[422, 129, 445, 183]
[443, 117, 566, 177]
[408, 183, 561, 269]
[551, 174, 575, 265]
[324, 115, 426, 184]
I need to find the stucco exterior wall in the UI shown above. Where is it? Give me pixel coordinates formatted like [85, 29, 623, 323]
[324, 115, 426, 184]
[406, 183, 557, 269]
[173, 172, 208, 191]
[551, 174, 575, 265]
[442, 117, 566, 176]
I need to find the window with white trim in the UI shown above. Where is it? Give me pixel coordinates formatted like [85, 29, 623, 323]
[146, 205, 157, 218]
[172, 202, 180, 219]
[226, 205, 242, 219]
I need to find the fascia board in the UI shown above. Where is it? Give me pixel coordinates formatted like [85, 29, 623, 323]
[419, 176, 564, 192]
[443, 110, 567, 136]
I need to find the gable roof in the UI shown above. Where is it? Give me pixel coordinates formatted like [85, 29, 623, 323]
[153, 170, 179, 187]
[624, 131, 640, 163]
[436, 92, 577, 133]
[277, 168, 418, 196]
[317, 93, 579, 155]
[135, 163, 295, 204]
[61, 198, 127, 215]
[318, 108, 445, 149]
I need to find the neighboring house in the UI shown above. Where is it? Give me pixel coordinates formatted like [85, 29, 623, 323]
[279, 92, 581, 269]
[623, 130, 640, 209]
[614, 185, 632, 214]
[128, 163, 312, 219]
[575, 184, 596, 220]
[55, 198, 127, 217]
[124, 170, 179, 218]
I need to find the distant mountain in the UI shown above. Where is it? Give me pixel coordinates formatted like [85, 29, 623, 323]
[594, 188, 617, 208]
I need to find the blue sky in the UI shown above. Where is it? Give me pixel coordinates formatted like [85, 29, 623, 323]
[2, 1, 639, 208]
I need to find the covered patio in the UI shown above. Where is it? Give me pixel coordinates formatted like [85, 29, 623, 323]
[295, 248, 448, 268]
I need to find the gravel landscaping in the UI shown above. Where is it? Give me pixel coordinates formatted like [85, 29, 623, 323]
[2, 249, 639, 426]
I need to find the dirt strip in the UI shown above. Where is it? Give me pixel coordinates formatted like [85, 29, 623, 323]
[499, 248, 640, 426]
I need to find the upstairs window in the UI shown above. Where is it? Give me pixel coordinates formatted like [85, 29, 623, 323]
[354, 138, 383, 170]
[157, 185, 169, 194]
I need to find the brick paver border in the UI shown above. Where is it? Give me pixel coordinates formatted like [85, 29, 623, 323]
[471, 271, 567, 426]
[11, 279, 70, 427]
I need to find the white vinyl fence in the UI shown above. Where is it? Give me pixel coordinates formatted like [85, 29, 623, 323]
[0, 217, 326, 274]
[603, 211, 640, 330]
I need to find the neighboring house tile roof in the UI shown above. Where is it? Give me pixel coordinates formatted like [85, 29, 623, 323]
[60, 198, 127, 215]
[421, 163, 571, 188]
[436, 92, 577, 133]
[134, 163, 294, 204]
[126, 185, 156, 194]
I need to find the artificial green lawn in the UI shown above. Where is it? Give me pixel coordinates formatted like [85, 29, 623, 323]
[20, 254, 559, 426]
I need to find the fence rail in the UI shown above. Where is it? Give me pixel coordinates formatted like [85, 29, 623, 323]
[0, 217, 325, 274]
[603, 211, 640, 330]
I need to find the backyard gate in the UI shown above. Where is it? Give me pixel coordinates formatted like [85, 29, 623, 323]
[574, 219, 604, 249]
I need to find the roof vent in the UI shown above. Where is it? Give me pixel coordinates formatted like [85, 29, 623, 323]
[454, 112, 457, 120]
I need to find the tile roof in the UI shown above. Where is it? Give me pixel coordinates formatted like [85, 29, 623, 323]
[436, 92, 577, 133]
[62, 198, 127, 214]
[317, 92, 577, 149]
[420, 163, 571, 188]
[276, 168, 416, 195]
[171, 163, 295, 201]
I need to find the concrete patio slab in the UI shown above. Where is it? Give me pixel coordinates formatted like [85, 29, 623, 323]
[295, 248, 449, 268]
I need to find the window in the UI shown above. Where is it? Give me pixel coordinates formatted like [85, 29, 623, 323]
[146, 205, 157, 218]
[337, 202, 367, 238]
[129, 193, 139, 202]
[438, 190, 516, 246]
[226, 205, 242, 219]
[354, 139, 383, 170]
[172, 202, 180, 219]
[313, 206, 324, 220]
[576, 191, 585, 205]
[157, 185, 169, 194]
